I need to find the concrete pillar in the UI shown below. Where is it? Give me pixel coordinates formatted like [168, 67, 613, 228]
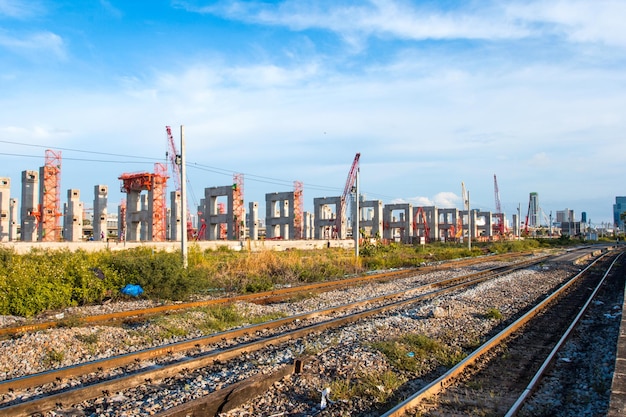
[20, 170, 39, 241]
[9, 198, 17, 241]
[383, 203, 413, 243]
[265, 192, 296, 239]
[313, 197, 342, 239]
[438, 208, 459, 241]
[413, 206, 438, 242]
[248, 201, 259, 240]
[202, 185, 235, 240]
[0, 178, 9, 242]
[63, 189, 83, 242]
[303, 211, 314, 239]
[126, 190, 141, 241]
[141, 193, 149, 241]
[359, 200, 383, 239]
[169, 190, 182, 241]
[93, 185, 108, 241]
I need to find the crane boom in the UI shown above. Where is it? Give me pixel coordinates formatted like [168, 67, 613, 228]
[336, 153, 361, 237]
[166, 125, 195, 239]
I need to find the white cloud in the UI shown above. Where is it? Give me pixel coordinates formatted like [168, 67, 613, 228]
[0, 31, 66, 60]
[0, 0, 44, 19]
[506, 0, 626, 48]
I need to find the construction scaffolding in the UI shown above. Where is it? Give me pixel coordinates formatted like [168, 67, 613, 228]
[38, 149, 62, 242]
[293, 181, 303, 239]
[232, 173, 244, 239]
[118, 163, 168, 242]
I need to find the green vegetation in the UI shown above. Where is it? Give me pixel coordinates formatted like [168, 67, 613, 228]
[329, 370, 407, 404]
[485, 308, 503, 320]
[371, 333, 466, 373]
[0, 238, 562, 317]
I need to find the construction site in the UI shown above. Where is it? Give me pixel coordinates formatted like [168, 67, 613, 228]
[0, 127, 582, 250]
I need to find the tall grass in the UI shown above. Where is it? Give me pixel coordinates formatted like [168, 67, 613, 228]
[0, 238, 550, 317]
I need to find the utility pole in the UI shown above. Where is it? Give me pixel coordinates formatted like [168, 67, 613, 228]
[180, 125, 188, 269]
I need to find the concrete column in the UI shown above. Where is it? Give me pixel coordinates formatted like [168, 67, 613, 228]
[359, 200, 383, 239]
[265, 192, 296, 239]
[141, 193, 149, 241]
[0, 178, 9, 242]
[383, 203, 413, 243]
[126, 190, 141, 241]
[313, 197, 341, 239]
[9, 198, 17, 241]
[248, 201, 259, 240]
[93, 185, 108, 241]
[20, 170, 39, 241]
[170, 190, 182, 241]
[63, 189, 83, 242]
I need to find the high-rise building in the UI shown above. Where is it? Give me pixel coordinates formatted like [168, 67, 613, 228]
[613, 196, 626, 230]
[556, 209, 574, 223]
[529, 192, 539, 227]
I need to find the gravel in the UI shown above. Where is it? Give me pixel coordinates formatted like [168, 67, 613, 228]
[2, 257, 617, 417]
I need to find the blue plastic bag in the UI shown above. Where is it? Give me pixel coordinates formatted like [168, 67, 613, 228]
[121, 284, 144, 297]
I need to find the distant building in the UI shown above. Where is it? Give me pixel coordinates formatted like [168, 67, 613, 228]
[614, 196, 626, 231]
[556, 208, 574, 223]
[529, 192, 539, 227]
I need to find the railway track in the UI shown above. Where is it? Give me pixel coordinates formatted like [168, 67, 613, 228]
[382, 249, 624, 417]
[0, 254, 547, 416]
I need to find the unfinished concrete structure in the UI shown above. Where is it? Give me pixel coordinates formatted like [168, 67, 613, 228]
[200, 185, 238, 240]
[413, 206, 438, 243]
[265, 191, 301, 239]
[93, 185, 108, 241]
[476, 210, 493, 239]
[313, 196, 343, 239]
[358, 199, 383, 239]
[0, 178, 9, 242]
[20, 170, 39, 242]
[383, 203, 413, 243]
[63, 189, 83, 242]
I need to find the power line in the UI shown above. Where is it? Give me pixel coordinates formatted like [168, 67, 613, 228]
[0, 140, 400, 201]
[0, 139, 158, 161]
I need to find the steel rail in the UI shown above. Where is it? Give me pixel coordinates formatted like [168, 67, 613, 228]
[0, 255, 543, 396]
[0, 256, 545, 415]
[503, 251, 624, 417]
[0, 252, 525, 338]
[380, 250, 617, 417]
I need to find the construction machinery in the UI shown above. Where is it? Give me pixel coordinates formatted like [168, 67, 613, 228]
[336, 153, 360, 238]
[493, 174, 505, 235]
[166, 126, 195, 239]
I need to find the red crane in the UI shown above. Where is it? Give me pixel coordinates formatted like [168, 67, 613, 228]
[166, 126, 195, 239]
[336, 153, 360, 237]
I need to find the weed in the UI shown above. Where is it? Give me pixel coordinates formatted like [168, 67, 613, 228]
[75, 331, 99, 345]
[485, 308, 502, 320]
[44, 348, 65, 366]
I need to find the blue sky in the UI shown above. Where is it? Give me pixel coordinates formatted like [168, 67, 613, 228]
[1, 0, 625, 227]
